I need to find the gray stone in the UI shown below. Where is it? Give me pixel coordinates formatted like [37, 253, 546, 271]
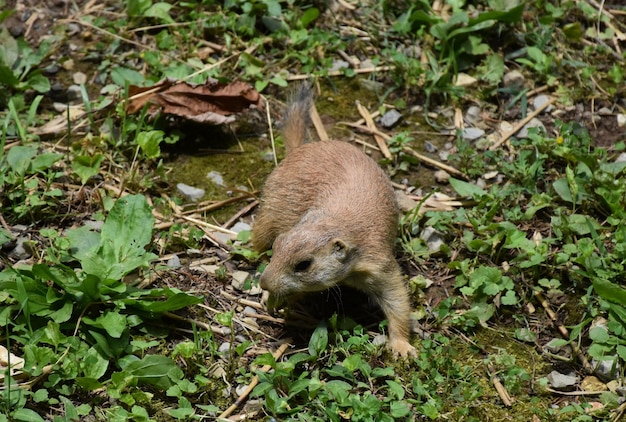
[434, 170, 450, 184]
[380, 109, 403, 128]
[462, 127, 485, 141]
[517, 118, 546, 138]
[465, 106, 481, 125]
[533, 95, 553, 113]
[420, 227, 445, 252]
[231, 222, 252, 233]
[177, 183, 205, 201]
[615, 153, 626, 163]
[67, 85, 82, 101]
[330, 59, 349, 72]
[592, 358, 620, 381]
[547, 371, 578, 389]
[8, 237, 33, 260]
[167, 255, 181, 268]
[206, 170, 224, 186]
[502, 70, 526, 89]
[424, 141, 438, 153]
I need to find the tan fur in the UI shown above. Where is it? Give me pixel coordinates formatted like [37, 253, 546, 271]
[253, 85, 416, 357]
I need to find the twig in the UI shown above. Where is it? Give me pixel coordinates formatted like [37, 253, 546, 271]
[265, 95, 278, 167]
[486, 363, 514, 406]
[164, 311, 231, 336]
[403, 146, 468, 180]
[534, 291, 593, 373]
[287, 66, 394, 81]
[488, 97, 556, 151]
[223, 200, 259, 229]
[218, 341, 291, 420]
[310, 101, 330, 142]
[355, 101, 392, 159]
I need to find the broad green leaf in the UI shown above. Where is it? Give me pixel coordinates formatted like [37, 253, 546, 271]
[593, 278, 626, 306]
[11, 408, 45, 422]
[0, 28, 18, 68]
[121, 354, 184, 390]
[6, 144, 38, 175]
[308, 323, 328, 357]
[31, 152, 63, 173]
[72, 154, 104, 185]
[300, 7, 319, 27]
[136, 130, 164, 159]
[449, 178, 487, 198]
[110, 66, 145, 87]
[81, 347, 110, 379]
[122, 290, 202, 313]
[143, 2, 174, 23]
[84, 310, 127, 338]
[25, 71, 50, 93]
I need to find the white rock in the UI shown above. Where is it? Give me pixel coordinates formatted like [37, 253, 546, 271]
[455, 73, 477, 87]
[207, 170, 224, 186]
[502, 70, 526, 89]
[177, 183, 205, 201]
[617, 114, 626, 127]
[615, 153, 626, 163]
[420, 227, 445, 252]
[462, 127, 485, 140]
[231, 222, 252, 233]
[517, 118, 546, 138]
[167, 255, 181, 268]
[533, 95, 553, 113]
[465, 106, 481, 125]
[547, 371, 578, 389]
[434, 170, 450, 184]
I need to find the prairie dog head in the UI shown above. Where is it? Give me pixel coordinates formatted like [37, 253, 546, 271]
[259, 227, 356, 296]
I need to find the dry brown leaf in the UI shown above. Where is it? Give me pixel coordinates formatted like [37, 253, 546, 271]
[126, 79, 263, 124]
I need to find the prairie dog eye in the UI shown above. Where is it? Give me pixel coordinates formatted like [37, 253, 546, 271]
[294, 259, 312, 272]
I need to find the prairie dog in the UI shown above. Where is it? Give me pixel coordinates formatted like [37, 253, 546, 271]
[253, 85, 416, 357]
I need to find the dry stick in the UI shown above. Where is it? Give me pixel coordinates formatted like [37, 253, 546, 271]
[287, 66, 394, 81]
[486, 363, 514, 406]
[403, 146, 469, 180]
[355, 101, 392, 159]
[218, 341, 292, 420]
[164, 311, 231, 336]
[223, 199, 259, 229]
[488, 97, 557, 151]
[265, 95, 278, 167]
[534, 291, 593, 373]
[310, 101, 330, 142]
[182, 194, 256, 216]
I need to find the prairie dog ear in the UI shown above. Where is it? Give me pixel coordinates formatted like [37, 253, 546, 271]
[331, 238, 351, 262]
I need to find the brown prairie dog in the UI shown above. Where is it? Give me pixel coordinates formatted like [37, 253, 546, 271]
[253, 84, 416, 358]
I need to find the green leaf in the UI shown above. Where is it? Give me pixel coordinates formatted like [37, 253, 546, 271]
[136, 130, 164, 159]
[121, 355, 183, 390]
[25, 71, 50, 93]
[72, 154, 104, 185]
[110, 66, 145, 87]
[593, 278, 626, 306]
[449, 178, 487, 198]
[300, 7, 319, 27]
[12, 408, 45, 422]
[6, 144, 38, 175]
[308, 323, 328, 357]
[31, 152, 63, 173]
[0, 28, 19, 68]
[121, 289, 202, 313]
[143, 2, 174, 23]
[84, 310, 128, 338]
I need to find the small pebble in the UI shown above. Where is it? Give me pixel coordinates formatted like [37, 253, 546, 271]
[167, 255, 181, 268]
[517, 118, 546, 138]
[615, 153, 626, 163]
[438, 150, 450, 162]
[462, 127, 485, 141]
[502, 70, 526, 89]
[434, 170, 450, 184]
[231, 222, 252, 234]
[454, 73, 477, 87]
[547, 371, 578, 390]
[66, 84, 82, 101]
[43, 64, 59, 75]
[218, 342, 231, 353]
[465, 106, 481, 125]
[597, 107, 612, 116]
[206, 170, 224, 186]
[177, 183, 205, 201]
[73, 71, 87, 85]
[420, 227, 445, 252]
[380, 109, 403, 128]
[532, 95, 553, 113]
[329, 59, 349, 72]
[424, 141, 437, 153]
[617, 114, 626, 127]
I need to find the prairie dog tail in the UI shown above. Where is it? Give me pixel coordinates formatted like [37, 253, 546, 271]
[282, 83, 314, 153]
